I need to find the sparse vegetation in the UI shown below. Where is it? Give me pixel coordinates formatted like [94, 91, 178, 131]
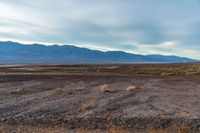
[11, 88, 29, 94]
[179, 126, 189, 133]
[161, 72, 175, 76]
[1, 63, 200, 76]
[0, 123, 195, 133]
[126, 85, 139, 91]
[55, 88, 65, 94]
[65, 88, 74, 95]
[78, 86, 85, 91]
[1, 64, 200, 132]
[81, 100, 97, 111]
[100, 84, 110, 92]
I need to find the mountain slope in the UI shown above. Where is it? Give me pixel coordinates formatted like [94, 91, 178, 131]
[0, 41, 198, 64]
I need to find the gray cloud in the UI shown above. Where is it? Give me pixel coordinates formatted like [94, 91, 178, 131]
[0, 0, 200, 59]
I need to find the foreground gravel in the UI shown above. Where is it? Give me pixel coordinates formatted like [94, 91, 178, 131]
[1, 64, 200, 132]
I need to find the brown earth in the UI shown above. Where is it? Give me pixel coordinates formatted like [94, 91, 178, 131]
[1, 63, 200, 133]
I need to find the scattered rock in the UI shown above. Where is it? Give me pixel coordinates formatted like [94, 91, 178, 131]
[12, 129, 19, 133]
[1, 118, 7, 122]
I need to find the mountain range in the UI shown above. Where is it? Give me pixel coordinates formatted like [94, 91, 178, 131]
[0, 41, 198, 64]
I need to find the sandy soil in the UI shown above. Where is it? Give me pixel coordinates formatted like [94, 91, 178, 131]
[1, 64, 200, 132]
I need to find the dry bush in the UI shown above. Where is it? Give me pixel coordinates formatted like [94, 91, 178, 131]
[0, 123, 70, 133]
[100, 84, 110, 92]
[11, 88, 29, 94]
[78, 86, 85, 91]
[55, 88, 65, 94]
[185, 72, 199, 76]
[66, 88, 73, 95]
[126, 85, 139, 91]
[179, 126, 189, 133]
[161, 72, 174, 76]
[81, 100, 97, 111]
[96, 69, 101, 72]
[108, 126, 131, 133]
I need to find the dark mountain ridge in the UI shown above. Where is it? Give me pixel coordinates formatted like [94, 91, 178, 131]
[0, 41, 198, 64]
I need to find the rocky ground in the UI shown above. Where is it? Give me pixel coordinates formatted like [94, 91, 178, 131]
[1, 64, 200, 133]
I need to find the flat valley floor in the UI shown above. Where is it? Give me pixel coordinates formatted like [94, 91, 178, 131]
[1, 63, 200, 133]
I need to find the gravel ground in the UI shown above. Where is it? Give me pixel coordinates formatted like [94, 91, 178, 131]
[1, 64, 200, 132]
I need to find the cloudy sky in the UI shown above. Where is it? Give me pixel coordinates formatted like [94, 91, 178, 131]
[0, 0, 200, 59]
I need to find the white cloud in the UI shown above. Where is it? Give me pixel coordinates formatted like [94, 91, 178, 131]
[0, 0, 200, 59]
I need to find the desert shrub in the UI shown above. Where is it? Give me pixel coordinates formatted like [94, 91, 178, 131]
[161, 72, 174, 76]
[78, 86, 85, 91]
[179, 126, 189, 133]
[81, 101, 97, 111]
[66, 88, 73, 95]
[126, 85, 139, 91]
[11, 88, 29, 94]
[185, 71, 200, 75]
[55, 88, 65, 94]
[100, 84, 110, 92]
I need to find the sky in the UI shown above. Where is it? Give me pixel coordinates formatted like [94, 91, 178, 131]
[0, 0, 200, 59]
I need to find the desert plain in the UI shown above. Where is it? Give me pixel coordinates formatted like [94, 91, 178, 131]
[1, 63, 200, 133]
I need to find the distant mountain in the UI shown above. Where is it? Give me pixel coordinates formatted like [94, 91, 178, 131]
[0, 41, 198, 64]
